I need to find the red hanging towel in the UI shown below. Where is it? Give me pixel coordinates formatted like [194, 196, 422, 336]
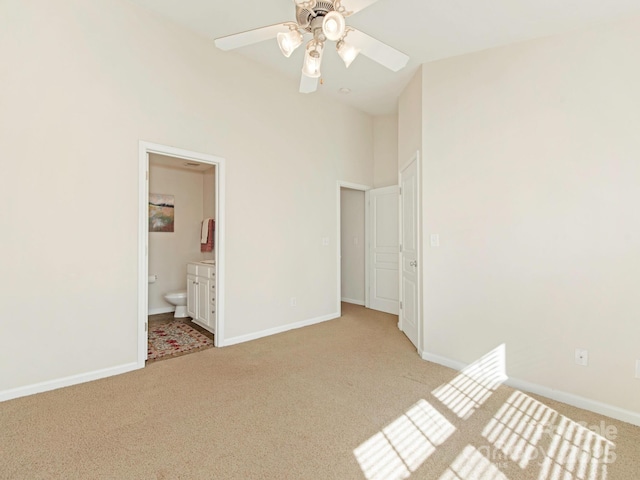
[201, 219, 214, 252]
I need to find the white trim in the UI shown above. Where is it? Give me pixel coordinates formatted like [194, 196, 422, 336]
[336, 181, 372, 318]
[364, 190, 370, 309]
[148, 307, 175, 316]
[341, 297, 365, 306]
[338, 181, 372, 191]
[139, 141, 227, 366]
[422, 351, 466, 371]
[398, 151, 422, 353]
[421, 351, 640, 427]
[0, 363, 140, 403]
[224, 312, 340, 347]
[506, 377, 640, 427]
[137, 143, 149, 367]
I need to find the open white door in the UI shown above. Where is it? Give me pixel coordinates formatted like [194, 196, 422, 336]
[367, 186, 399, 314]
[399, 153, 420, 352]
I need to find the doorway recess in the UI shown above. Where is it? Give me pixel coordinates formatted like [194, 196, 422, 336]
[138, 141, 226, 367]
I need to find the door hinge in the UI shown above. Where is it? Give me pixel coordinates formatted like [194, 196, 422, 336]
[400, 301, 403, 309]
[145, 322, 148, 332]
[146, 171, 149, 180]
[399, 244, 402, 252]
[399, 187, 402, 195]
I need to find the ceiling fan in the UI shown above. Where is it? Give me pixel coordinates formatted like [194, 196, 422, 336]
[214, 0, 409, 93]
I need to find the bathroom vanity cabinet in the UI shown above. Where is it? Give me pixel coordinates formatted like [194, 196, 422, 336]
[187, 262, 216, 334]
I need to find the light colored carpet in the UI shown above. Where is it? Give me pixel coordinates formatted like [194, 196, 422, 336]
[1, 303, 638, 479]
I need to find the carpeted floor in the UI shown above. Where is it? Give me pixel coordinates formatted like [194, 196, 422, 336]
[0, 303, 638, 479]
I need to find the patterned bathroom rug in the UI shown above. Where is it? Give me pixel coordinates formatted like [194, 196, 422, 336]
[147, 321, 213, 361]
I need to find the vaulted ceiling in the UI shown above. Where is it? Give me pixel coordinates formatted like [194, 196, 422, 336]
[128, 0, 640, 115]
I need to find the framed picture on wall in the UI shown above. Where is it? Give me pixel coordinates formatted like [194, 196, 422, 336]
[149, 193, 175, 232]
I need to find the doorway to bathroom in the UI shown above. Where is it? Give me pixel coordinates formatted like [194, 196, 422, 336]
[138, 142, 226, 367]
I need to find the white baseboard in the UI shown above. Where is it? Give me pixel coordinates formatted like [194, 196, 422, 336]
[223, 312, 340, 347]
[341, 297, 365, 306]
[422, 352, 467, 371]
[148, 306, 174, 315]
[505, 377, 640, 427]
[0, 362, 142, 403]
[421, 351, 640, 427]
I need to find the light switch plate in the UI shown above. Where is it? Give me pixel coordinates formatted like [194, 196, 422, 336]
[430, 234, 440, 247]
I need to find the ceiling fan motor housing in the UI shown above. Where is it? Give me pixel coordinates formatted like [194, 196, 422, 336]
[296, 1, 336, 32]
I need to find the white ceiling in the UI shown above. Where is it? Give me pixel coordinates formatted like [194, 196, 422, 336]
[128, 0, 640, 115]
[150, 153, 214, 172]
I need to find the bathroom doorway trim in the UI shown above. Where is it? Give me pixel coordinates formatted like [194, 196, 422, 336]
[138, 141, 226, 367]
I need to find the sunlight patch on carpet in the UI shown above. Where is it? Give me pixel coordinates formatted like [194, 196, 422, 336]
[354, 399, 456, 479]
[432, 345, 507, 420]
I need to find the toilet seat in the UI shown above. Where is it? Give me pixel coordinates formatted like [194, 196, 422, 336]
[164, 290, 187, 300]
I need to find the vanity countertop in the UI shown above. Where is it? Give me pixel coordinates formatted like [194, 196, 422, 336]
[193, 260, 215, 266]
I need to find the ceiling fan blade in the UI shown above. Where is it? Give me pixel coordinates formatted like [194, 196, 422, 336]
[345, 28, 409, 72]
[339, 0, 380, 16]
[300, 73, 319, 94]
[215, 23, 291, 51]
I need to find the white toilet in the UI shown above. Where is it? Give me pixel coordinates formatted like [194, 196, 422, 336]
[163, 290, 188, 318]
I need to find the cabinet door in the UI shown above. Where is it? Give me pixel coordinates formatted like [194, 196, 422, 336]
[187, 275, 197, 318]
[197, 278, 210, 325]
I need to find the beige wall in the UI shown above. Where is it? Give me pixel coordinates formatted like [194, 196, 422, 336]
[0, 0, 373, 393]
[398, 69, 423, 171]
[340, 188, 366, 304]
[420, 16, 640, 413]
[203, 167, 216, 220]
[148, 159, 214, 313]
[373, 114, 399, 187]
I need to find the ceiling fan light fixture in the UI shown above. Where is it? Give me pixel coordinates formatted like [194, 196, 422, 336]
[322, 11, 346, 42]
[302, 42, 324, 78]
[214, 0, 410, 95]
[337, 40, 360, 68]
[277, 29, 303, 58]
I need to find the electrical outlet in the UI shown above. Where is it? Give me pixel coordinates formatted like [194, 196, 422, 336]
[290, 297, 297, 307]
[635, 359, 640, 379]
[575, 349, 588, 367]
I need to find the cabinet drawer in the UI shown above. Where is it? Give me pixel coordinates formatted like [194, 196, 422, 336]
[187, 262, 216, 278]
